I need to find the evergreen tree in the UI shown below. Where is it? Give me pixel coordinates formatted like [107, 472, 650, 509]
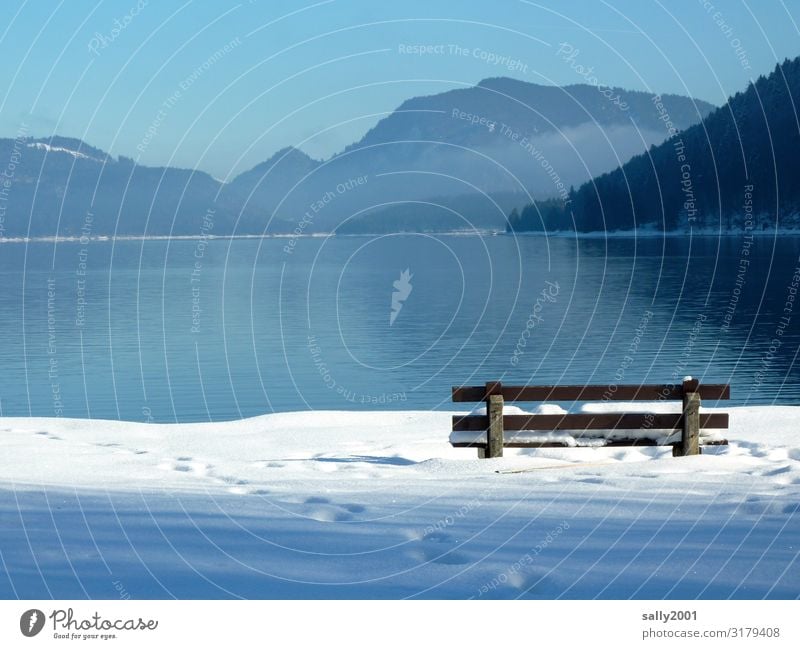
[510, 57, 800, 233]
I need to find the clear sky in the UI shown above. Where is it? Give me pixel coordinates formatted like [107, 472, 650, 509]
[0, 0, 797, 178]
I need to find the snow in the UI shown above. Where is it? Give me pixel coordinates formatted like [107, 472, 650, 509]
[469, 403, 568, 416]
[26, 141, 101, 161]
[0, 406, 798, 598]
[468, 404, 535, 416]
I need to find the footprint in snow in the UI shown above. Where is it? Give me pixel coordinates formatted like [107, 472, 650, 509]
[576, 477, 604, 485]
[763, 465, 792, 477]
[298, 497, 367, 522]
[407, 546, 470, 566]
[405, 529, 470, 565]
[214, 475, 249, 486]
[741, 498, 787, 517]
[304, 496, 330, 504]
[249, 460, 286, 469]
[163, 460, 212, 477]
[35, 431, 62, 440]
[93, 442, 149, 456]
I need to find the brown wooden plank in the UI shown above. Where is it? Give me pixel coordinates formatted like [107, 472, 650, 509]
[504, 385, 678, 401]
[452, 386, 486, 401]
[484, 381, 503, 397]
[452, 384, 730, 402]
[452, 412, 729, 431]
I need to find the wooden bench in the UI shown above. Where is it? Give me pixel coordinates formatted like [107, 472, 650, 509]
[450, 378, 729, 458]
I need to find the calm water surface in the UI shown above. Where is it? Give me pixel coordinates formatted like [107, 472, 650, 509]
[1, 233, 798, 422]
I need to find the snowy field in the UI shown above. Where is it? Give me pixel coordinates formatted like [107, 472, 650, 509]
[0, 405, 798, 599]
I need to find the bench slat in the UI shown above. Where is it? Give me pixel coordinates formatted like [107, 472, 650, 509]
[451, 438, 730, 448]
[452, 412, 730, 431]
[451, 384, 730, 402]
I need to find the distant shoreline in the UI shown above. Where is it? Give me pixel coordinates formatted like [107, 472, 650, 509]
[0, 233, 330, 244]
[503, 227, 800, 238]
[2, 227, 799, 244]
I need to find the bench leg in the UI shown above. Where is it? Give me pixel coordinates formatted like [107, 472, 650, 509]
[673, 444, 703, 457]
[486, 394, 504, 458]
[675, 388, 701, 457]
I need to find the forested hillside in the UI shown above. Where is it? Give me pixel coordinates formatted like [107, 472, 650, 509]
[509, 57, 800, 233]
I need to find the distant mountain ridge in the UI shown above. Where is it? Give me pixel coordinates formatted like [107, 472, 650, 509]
[353, 77, 712, 148]
[509, 57, 800, 233]
[0, 78, 715, 239]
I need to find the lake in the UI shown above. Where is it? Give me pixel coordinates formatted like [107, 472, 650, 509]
[1, 233, 798, 422]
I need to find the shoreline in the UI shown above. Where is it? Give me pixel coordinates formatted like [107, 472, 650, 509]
[0, 402, 791, 426]
[2, 227, 800, 244]
[504, 227, 800, 238]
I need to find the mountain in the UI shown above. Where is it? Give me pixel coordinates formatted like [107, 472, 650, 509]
[508, 57, 800, 233]
[353, 77, 711, 147]
[0, 79, 714, 239]
[0, 136, 221, 238]
[218, 146, 321, 235]
[241, 78, 713, 233]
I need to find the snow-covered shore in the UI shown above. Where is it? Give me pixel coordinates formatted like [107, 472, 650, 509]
[0, 406, 798, 599]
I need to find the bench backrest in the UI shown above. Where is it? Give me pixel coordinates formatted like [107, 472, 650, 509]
[451, 378, 730, 458]
[452, 381, 730, 403]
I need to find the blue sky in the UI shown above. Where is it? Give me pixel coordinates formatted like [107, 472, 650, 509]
[0, 0, 797, 178]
